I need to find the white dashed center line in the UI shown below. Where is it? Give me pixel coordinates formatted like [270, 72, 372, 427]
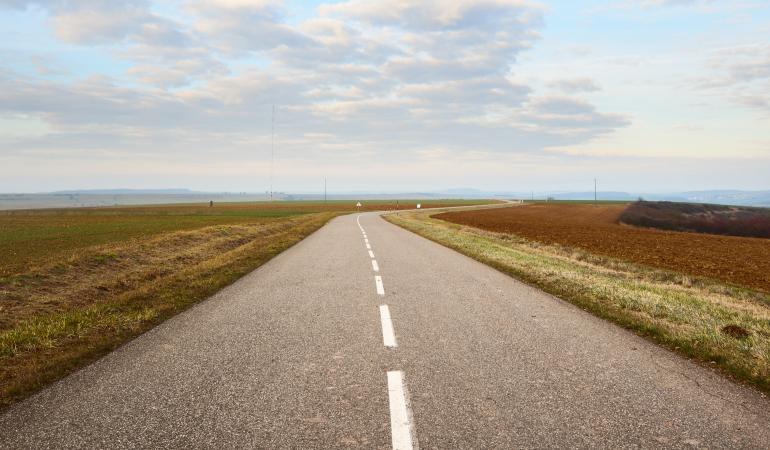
[387, 371, 418, 450]
[357, 215, 419, 449]
[375, 275, 385, 295]
[379, 305, 397, 348]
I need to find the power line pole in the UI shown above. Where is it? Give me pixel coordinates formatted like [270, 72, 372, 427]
[324, 177, 327, 204]
[270, 105, 275, 202]
[594, 178, 597, 205]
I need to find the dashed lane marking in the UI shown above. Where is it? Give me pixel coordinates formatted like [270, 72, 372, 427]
[375, 275, 385, 295]
[387, 371, 418, 450]
[379, 305, 397, 348]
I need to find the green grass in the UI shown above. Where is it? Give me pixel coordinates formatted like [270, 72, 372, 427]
[386, 209, 770, 393]
[0, 207, 299, 275]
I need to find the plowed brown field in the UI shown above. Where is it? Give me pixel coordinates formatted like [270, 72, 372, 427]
[434, 204, 770, 293]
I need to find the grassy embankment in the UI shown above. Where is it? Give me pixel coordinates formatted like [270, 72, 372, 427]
[0, 199, 487, 408]
[385, 207, 770, 393]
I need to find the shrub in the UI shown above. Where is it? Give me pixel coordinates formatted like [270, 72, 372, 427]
[619, 201, 770, 238]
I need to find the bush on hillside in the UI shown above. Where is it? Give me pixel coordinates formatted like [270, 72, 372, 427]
[619, 201, 770, 238]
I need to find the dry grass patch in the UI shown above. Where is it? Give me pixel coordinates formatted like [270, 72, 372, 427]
[0, 212, 337, 408]
[386, 210, 770, 393]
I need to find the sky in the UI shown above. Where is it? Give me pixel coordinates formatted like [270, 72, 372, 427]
[0, 0, 769, 194]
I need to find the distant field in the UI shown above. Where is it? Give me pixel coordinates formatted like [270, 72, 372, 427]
[620, 201, 770, 238]
[0, 199, 485, 277]
[434, 203, 770, 293]
[0, 199, 493, 407]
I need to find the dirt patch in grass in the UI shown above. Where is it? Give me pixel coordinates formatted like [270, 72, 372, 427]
[386, 209, 770, 394]
[434, 203, 770, 293]
[0, 212, 337, 408]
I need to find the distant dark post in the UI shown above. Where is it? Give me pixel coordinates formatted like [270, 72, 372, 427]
[594, 179, 597, 205]
[210, 200, 214, 207]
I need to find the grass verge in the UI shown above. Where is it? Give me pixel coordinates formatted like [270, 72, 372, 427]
[385, 210, 770, 393]
[0, 212, 338, 408]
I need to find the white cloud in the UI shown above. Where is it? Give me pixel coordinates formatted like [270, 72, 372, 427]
[624, 0, 715, 8]
[319, 0, 543, 30]
[547, 77, 601, 94]
[696, 44, 770, 111]
[0, 0, 165, 44]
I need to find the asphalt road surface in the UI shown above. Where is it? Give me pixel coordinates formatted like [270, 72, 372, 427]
[2, 212, 770, 449]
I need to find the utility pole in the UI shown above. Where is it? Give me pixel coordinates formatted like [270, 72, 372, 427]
[324, 177, 327, 204]
[594, 178, 597, 205]
[270, 105, 275, 202]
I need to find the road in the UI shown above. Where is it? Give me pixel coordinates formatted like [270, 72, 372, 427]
[2, 212, 769, 449]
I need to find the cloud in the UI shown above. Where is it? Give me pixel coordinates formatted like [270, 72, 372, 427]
[696, 44, 770, 111]
[627, 0, 714, 7]
[320, 0, 542, 30]
[321, 0, 542, 83]
[0, 0, 166, 45]
[547, 77, 601, 94]
[188, 0, 312, 54]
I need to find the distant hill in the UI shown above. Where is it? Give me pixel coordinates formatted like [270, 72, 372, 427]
[545, 190, 770, 207]
[431, 189, 770, 207]
[678, 191, 770, 207]
[52, 189, 196, 195]
[2, 188, 769, 210]
[547, 191, 639, 201]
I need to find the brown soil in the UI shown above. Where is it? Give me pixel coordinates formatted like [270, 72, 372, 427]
[434, 204, 770, 293]
[721, 324, 751, 339]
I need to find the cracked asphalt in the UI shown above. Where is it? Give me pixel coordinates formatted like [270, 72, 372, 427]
[1, 212, 769, 449]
